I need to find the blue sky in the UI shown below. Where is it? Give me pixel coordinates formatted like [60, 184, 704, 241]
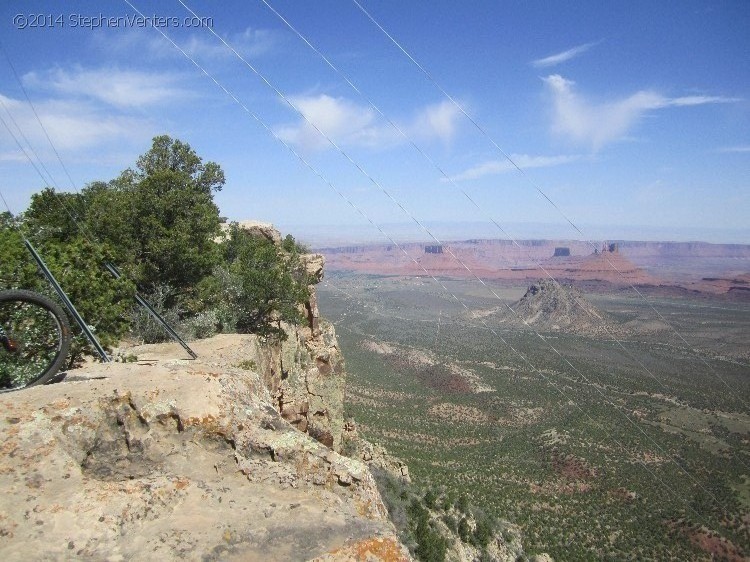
[0, 0, 748, 243]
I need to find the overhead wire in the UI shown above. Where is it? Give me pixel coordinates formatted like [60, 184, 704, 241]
[0, 113, 53, 198]
[350, 0, 749, 410]
[0, 44, 195, 359]
[1, 2, 736, 540]
[257, 0, 743, 413]
[0, 99, 55, 190]
[320, 277, 620, 467]
[0, 110, 104, 274]
[0, 5, 733, 547]
[3, 9, 736, 524]
[0, 41, 108, 250]
[119, 0, 734, 529]
[0, 40, 79, 192]
[168, 0, 748, 496]
[320, 274, 744, 476]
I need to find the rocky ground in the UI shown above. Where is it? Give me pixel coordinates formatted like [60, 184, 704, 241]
[0, 335, 410, 561]
[505, 278, 621, 336]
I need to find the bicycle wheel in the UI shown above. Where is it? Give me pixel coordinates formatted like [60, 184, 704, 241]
[0, 290, 72, 391]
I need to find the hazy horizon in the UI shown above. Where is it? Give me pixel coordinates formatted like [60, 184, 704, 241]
[277, 220, 750, 248]
[1, 1, 747, 252]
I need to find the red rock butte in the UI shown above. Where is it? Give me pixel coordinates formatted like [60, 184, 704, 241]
[321, 240, 659, 286]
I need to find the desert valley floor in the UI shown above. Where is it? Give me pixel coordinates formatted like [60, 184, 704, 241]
[315, 239, 750, 560]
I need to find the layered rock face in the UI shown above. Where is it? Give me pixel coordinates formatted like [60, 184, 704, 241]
[212, 223, 346, 452]
[250, 249, 347, 452]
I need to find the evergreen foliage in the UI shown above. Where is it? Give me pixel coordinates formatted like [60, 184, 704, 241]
[1, 135, 312, 360]
[82, 135, 225, 294]
[1, 212, 134, 366]
[369, 467, 499, 562]
[203, 223, 311, 340]
[472, 510, 496, 547]
[458, 517, 472, 543]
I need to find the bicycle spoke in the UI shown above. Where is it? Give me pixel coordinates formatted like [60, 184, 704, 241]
[0, 296, 67, 390]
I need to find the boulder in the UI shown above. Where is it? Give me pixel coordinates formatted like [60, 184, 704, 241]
[234, 220, 283, 245]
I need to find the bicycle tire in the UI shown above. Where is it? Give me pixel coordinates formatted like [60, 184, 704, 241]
[0, 289, 72, 391]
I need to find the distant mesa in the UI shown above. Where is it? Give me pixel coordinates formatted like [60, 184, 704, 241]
[319, 238, 750, 293]
[543, 242, 657, 286]
[595, 242, 619, 254]
[698, 273, 750, 296]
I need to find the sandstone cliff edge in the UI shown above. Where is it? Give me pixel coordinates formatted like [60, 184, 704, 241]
[0, 222, 410, 561]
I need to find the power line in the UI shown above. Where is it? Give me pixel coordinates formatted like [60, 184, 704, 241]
[257, 0, 730, 407]
[0, 40, 78, 192]
[0, 45, 196, 359]
[166, 0, 745, 497]
[121, 0, 733, 527]
[318, 275, 723, 538]
[0, 48, 103, 251]
[349, 0, 749, 409]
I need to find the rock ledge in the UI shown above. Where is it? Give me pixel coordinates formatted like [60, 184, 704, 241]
[0, 335, 410, 561]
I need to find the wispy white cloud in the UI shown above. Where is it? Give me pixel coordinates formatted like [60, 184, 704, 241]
[275, 95, 461, 151]
[445, 154, 581, 182]
[22, 67, 186, 109]
[716, 145, 750, 153]
[95, 26, 278, 61]
[532, 42, 598, 68]
[91, 28, 165, 58]
[666, 95, 741, 106]
[35, 104, 152, 150]
[410, 100, 462, 143]
[0, 149, 27, 162]
[543, 74, 739, 150]
[181, 27, 278, 60]
[0, 92, 154, 153]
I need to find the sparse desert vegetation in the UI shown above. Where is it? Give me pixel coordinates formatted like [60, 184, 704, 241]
[319, 272, 750, 560]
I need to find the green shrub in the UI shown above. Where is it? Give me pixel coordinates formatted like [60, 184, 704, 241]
[413, 517, 447, 562]
[424, 488, 439, 510]
[209, 223, 311, 340]
[456, 494, 471, 514]
[472, 510, 495, 547]
[458, 517, 471, 543]
[3, 135, 316, 361]
[235, 359, 257, 370]
[441, 492, 456, 511]
[442, 514, 458, 533]
[183, 309, 219, 340]
[408, 497, 429, 524]
[478, 549, 494, 562]
[129, 284, 182, 344]
[0, 223, 134, 366]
